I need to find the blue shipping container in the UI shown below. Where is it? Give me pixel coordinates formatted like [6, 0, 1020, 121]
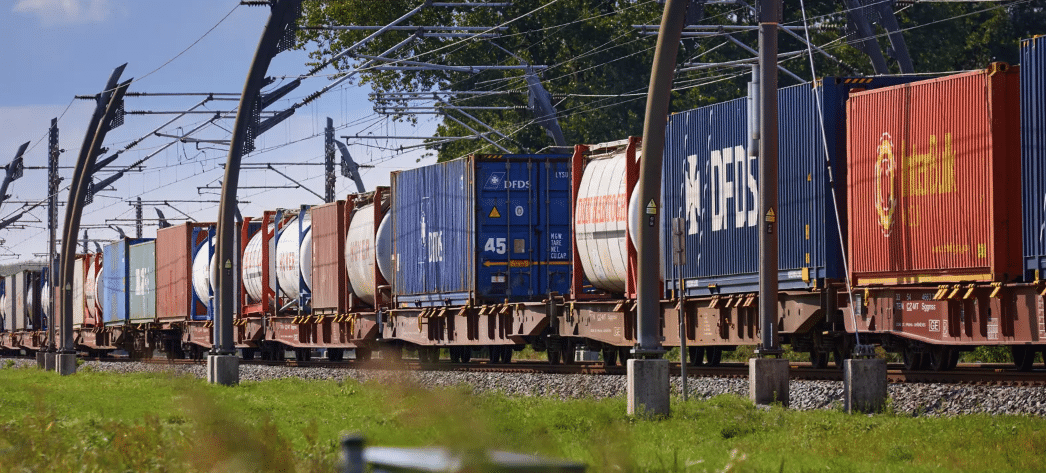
[662, 76, 933, 296]
[391, 154, 572, 307]
[103, 238, 153, 324]
[1023, 36, 1046, 280]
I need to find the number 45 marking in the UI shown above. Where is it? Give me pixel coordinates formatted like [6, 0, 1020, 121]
[484, 237, 507, 254]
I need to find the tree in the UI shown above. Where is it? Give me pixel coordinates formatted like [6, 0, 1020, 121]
[296, 0, 1046, 161]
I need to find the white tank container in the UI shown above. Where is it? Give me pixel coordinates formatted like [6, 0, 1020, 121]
[191, 238, 215, 303]
[375, 213, 393, 285]
[242, 224, 276, 303]
[94, 267, 104, 320]
[73, 258, 85, 327]
[41, 282, 49, 318]
[85, 262, 99, 320]
[345, 205, 387, 306]
[275, 215, 312, 301]
[574, 151, 631, 293]
[1, 293, 6, 322]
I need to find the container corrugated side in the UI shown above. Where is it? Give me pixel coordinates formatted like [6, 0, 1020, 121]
[129, 240, 156, 323]
[474, 156, 572, 301]
[1022, 36, 1046, 280]
[157, 223, 212, 321]
[103, 238, 152, 324]
[392, 158, 474, 305]
[13, 272, 25, 331]
[661, 77, 930, 296]
[392, 155, 572, 306]
[72, 256, 85, 328]
[847, 67, 1023, 285]
[309, 200, 346, 314]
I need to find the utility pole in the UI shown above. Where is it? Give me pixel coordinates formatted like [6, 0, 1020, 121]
[749, 0, 789, 407]
[213, 0, 303, 386]
[135, 197, 142, 238]
[324, 118, 336, 203]
[58, 64, 130, 376]
[628, 0, 687, 418]
[43, 119, 59, 371]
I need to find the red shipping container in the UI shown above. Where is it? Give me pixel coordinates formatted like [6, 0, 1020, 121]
[309, 200, 346, 314]
[156, 222, 212, 321]
[847, 65, 1022, 285]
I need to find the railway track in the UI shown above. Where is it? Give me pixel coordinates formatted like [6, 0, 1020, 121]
[79, 355, 1046, 387]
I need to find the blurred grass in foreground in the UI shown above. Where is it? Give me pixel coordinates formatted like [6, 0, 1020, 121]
[0, 364, 1044, 472]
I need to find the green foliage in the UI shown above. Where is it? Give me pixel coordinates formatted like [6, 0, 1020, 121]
[297, 1, 1046, 161]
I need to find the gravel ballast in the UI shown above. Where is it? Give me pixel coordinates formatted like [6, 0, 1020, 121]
[7, 358, 1046, 417]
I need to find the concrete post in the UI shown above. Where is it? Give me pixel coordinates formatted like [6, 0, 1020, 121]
[749, 358, 789, 406]
[844, 358, 887, 413]
[627, 358, 670, 418]
[207, 354, 239, 386]
[56, 353, 76, 375]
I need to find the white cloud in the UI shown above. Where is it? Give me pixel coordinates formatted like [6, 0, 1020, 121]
[13, 0, 114, 25]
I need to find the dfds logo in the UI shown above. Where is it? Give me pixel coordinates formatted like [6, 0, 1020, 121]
[484, 172, 530, 190]
[875, 132, 897, 237]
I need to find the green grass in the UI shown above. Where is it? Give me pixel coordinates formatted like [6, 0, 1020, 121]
[0, 365, 1045, 472]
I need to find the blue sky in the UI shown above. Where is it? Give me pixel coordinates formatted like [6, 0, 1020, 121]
[0, 0, 438, 260]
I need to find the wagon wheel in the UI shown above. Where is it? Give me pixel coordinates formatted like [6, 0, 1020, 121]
[947, 347, 961, 370]
[355, 347, 372, 362]
[601, 347, 618, 367]
[461, 347, 472, 363]
[327, 348, 344, 362]
[501, 347, 513, 364]
[561, 339, 576, 365]
[688, 346, 705, 367]
[927, 346, 956, 371]
[705, 347, 723, 367]
[450, 347, 462, 363]
[1012, 346, 1036, 372]
[902, 345, 922, 371]
[546, 345, 561, 365]
[241, 348, 256, 361]
[809, 350, 829, 369]
[618, 346, 632, 365]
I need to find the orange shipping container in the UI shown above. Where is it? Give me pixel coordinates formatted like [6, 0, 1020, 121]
[156, 223, 212, 321]
[846, 65, 1022, 285]
[309, 200, 347, 314]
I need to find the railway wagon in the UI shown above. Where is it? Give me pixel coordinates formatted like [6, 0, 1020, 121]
[237, 207, 349, 361]
[382, 153, 572, 363]
[306, 188, 392, 361]
[98, 238, 154, 357]
[659, 76, 934, 367]
[844, 64, 1046, 370]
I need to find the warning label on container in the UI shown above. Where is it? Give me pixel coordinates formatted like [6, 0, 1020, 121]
[489, 207, 501, 218]
[765, 208, 776, 223]
[646, 199, 656, 215]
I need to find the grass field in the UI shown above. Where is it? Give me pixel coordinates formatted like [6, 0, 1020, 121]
[0, 364, 1044, 472]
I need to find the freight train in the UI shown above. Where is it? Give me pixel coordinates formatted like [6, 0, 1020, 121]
[1, 36, 1044, 372]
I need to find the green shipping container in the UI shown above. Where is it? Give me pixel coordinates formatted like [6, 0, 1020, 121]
[129, 240, 156, 323]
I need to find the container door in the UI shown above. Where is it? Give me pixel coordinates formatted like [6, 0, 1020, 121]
[476, 159, 541, 300]
[129, 241, 157, 323]
[541, 160, 573, 296]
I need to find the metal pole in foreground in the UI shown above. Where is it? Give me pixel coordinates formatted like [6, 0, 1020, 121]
[749, 0, 789, 406]
[757, 0, 781, 356]
[58, 65, 129, 375]
[627, 0, 687, 418]
[45, 119, 59, 371]
[211, 0, 302, 386]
